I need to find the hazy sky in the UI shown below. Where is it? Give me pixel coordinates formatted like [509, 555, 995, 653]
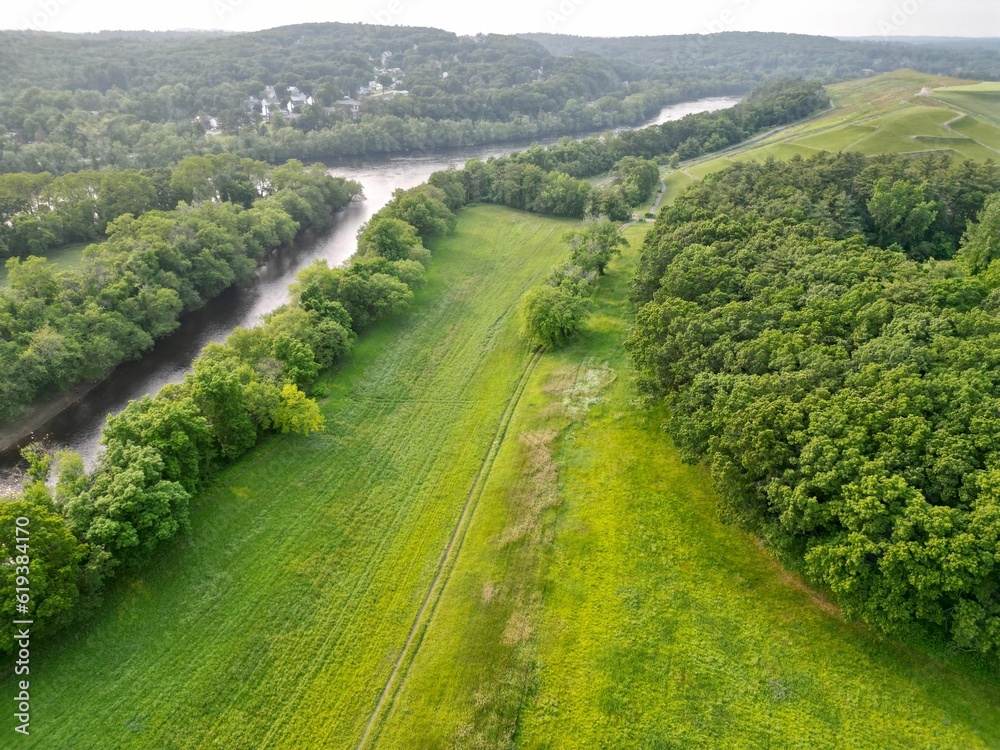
[5, 0, 999, 39]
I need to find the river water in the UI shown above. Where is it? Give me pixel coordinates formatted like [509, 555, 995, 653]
[0, 95, 739, 479]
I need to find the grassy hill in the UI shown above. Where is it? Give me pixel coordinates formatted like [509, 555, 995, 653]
[15, 204, 1000, 748]
[682, 70, 1000, 181]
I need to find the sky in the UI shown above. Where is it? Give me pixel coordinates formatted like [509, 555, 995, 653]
[5, 0, 999, 39]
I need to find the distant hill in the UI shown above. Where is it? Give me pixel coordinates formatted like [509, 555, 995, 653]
[842, 36, 1000, 51]
[519, 31, 1000, 80]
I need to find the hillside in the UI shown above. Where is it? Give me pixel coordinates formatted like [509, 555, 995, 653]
[676, 70, 1000, 181]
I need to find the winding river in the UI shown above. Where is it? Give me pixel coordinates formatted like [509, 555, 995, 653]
[0, 96, 739, 478]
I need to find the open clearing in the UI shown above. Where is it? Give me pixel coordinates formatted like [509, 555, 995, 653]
[0, 240, 94, 286]
[8, 210, 1000, 744]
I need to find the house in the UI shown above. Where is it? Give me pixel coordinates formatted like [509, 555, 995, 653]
[368, 80, 384, 92]
[288, 86, 309, 105]
[263, 85, 280, 105]
[333, 98, 362, 118]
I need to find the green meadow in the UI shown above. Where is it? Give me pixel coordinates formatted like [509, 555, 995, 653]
[933, 81, 1000, 125]
[3, 206, 575, 747]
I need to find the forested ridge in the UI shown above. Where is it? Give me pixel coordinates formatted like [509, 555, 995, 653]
[628, 152, 1000, 653]
[0, 24, 694, 174]
[523, 31, 1000, 82]
[0, 23, 985, 174]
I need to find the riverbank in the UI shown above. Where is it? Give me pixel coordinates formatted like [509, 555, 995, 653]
[0, 96, 740, 477]
[1, 205, 577, 746]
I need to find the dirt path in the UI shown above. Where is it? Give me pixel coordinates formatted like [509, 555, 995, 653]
[624, 177, 667, 227]
[935, 104, 1000, 155]
[356, 349, 543, 749]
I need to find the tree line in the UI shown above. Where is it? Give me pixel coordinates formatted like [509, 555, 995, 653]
[0, 25, 698, 175]
[627, 151, 1000, 654]
[0, 86, 684, 177]
[0, 155, 361, 425]
[504, 79, 829, 179]
[519, 218, 629, 348]
[0, 177, 454, 653]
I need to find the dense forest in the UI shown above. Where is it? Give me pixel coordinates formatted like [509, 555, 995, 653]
[501, 80, 829, 177]
[0, 25, 682, 173]
[627, 152, 1000, 653]
[0, 24, 989, 173]
[0, 156, 361, 425]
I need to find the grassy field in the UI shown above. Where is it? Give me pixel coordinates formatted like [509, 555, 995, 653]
[0, 241, 94, 286]
[370, 221, 1000, 748]
[681, 70, 1000, 183]
[2, 206, 576, 748]
[934, 81, 1000, 125]
[12, 206, 1000, 747]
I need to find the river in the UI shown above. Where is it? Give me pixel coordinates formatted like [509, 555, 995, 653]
[0, 95, 739, 482]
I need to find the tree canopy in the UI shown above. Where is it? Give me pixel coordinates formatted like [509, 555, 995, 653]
[628, 151, 1000, 653]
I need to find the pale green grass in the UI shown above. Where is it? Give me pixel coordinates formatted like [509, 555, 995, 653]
[675, 71, 1000, 189]
[949, 114, 1000, 151]
[659, 171, 693, 207]
[0, 241, 94, 286]
[934, 85, 1000, 125]
[1, 206, 577, 748]
[795, 124, 877, 152]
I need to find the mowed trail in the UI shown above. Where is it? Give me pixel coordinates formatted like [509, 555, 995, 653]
[357, 350, 543, 748]
[6, 206, 578, 749]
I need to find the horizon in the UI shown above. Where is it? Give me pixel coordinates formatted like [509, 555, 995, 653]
[6, 0, 999, 39]
[5, 26, 1000, 41]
